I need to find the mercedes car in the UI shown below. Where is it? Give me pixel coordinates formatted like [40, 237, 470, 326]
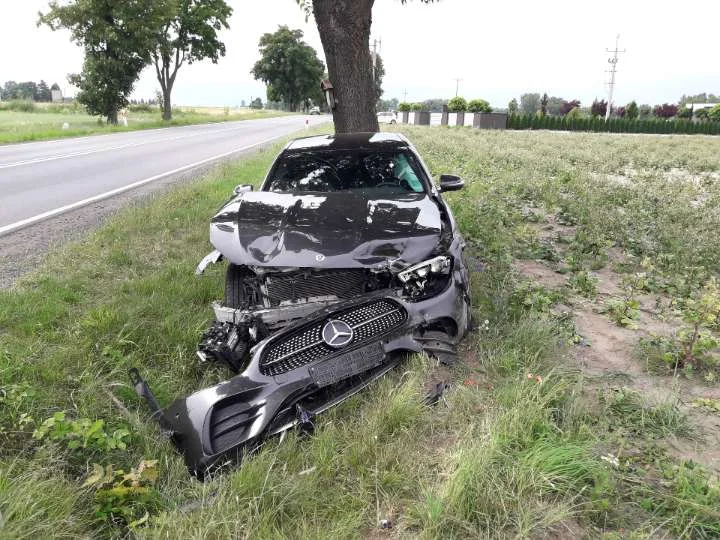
[132, 132, 472, 477]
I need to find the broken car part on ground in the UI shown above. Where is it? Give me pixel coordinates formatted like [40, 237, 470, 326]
[132, 132, 472, 477]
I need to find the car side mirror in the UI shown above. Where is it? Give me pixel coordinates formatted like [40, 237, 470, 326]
[439, 174, 464, 192]
[233, 184, 253, 195]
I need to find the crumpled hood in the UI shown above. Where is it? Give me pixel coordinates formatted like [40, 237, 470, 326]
[209, 191, 443, 269]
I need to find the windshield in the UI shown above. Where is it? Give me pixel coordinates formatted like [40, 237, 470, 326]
[265, 149, 427, 193]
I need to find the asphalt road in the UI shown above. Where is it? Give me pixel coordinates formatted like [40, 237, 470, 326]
[0, 114, 330, 234]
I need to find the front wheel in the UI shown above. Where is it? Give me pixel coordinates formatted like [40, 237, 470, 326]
[390, 119, 396, 124]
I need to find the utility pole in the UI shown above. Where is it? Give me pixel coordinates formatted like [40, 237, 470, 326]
[402, 89, 408, 102]
[605, 34, 625, 121]
[371, 37, 382, 79]
[453, 78, 462, 97]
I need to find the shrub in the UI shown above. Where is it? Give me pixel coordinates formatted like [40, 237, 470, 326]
[447, 96, 467, 112]
[677, 106, 692, 119]
[653, 103, 679, 118]
[467, 99, 492, 113]
[397, 102, 412, 112]
[708, 104, 720, 122]
[0, 99, 37, 112]
[33, 412, 130, 453]
[559, 99, 580, 115]
[410, 102, 424, 111]
[625, 101, 639, 120]
[128, 103, 154, 113]
[590, 99, 607, 118]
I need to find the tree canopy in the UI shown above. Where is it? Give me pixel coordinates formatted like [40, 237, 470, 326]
[251, 26, 325, 112]
[152, 0, 232, 120]
[39, 0, 161, 123]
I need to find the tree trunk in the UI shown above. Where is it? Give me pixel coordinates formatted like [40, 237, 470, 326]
[312, 0, 379, 133]
[163, 88, 172, 121]
[107, 110, 118, 125]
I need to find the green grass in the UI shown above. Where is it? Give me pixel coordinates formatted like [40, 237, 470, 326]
[0, 104, 291, 144]
[2, 126, 720, 538]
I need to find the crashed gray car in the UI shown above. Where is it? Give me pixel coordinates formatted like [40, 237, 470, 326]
[132, 132, 472, 477]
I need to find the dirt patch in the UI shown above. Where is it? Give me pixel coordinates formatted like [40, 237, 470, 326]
[574, 308, 642, 376]
[514, 260, 567, 289]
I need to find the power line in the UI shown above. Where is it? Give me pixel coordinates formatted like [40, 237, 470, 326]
[605, 34, 626, 121]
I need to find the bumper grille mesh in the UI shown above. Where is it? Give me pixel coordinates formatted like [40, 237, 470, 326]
[259, 298, 407, 376]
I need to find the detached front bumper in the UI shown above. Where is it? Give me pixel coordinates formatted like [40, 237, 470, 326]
[136, 269, 469, 477]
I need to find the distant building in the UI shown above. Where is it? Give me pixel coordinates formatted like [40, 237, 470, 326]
[688, 103, 716, 110]
[51, 88, 63, 102]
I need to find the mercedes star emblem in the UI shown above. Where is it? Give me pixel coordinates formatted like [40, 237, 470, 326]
[321, 319, 354, 348]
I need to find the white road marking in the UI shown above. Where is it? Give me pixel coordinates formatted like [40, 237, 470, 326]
[0, 133, 288, 237]
[0, 120, 297, 169]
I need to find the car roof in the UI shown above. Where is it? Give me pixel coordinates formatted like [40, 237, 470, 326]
[285, 132, 410, 152]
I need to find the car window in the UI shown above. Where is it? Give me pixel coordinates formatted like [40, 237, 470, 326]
[266, 150, 427, 193]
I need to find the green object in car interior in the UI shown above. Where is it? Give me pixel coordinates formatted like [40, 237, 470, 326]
[393, 153, 424, 192]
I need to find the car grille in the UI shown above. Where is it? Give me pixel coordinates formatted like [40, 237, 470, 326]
[264, 269, 367, 307]
[259, 298, 407, 377]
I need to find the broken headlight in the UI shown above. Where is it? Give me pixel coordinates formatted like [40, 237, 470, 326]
[397, 256, 452, 299]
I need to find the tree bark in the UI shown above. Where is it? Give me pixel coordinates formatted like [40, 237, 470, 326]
[163, 90, 172, 121]
[312, 0, 379, 133]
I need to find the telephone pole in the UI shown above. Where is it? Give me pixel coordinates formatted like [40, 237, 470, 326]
[453, 78, 462, 97]
[371, 37, 382, 78]
[402, 89, 408, 102]
[605, 34, 625, 121]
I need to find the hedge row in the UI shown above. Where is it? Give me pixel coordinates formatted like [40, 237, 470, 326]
[507, 113, 720, 135]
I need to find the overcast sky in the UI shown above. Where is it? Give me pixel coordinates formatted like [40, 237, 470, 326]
[2, 0, 719, 108]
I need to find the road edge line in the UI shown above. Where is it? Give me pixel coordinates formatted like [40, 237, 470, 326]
[0, 133, 287, 237]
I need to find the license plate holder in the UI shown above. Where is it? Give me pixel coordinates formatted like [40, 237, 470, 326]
[309, 342, 385, 387]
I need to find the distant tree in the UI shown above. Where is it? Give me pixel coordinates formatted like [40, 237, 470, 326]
[546, 96, 564, 116]
[614, 106, 626, 118]
[419, 98, 446, 112]
[560, 100, 580, 115]
[679, 93, 720, 105]
[50, 82, 61, 91]
[378, 97, 400, 111]
[373, 54, 384, 103]
[240, 99, 246, 107]
[625, 101, 639, 120]
[539, 93, 548, 116]
[152, 0, 232, 121]
[2, 81, 19, 100]
[410, 102, 423, 111]
[467, 98, 492, 113]
[590, 99, 607, 118]
[249, 97, 263, 109]
[520, 93, 540, 115]
[508, 98, 518, 114]
[638, 104, 652, 119]
[677, 106, 692, 119]
[15, 82, 38, 101]
[39, 0, 161, 123]
[653, 103, 679, 118]
[397, 102, 411, 112]
[252, 26, 325, 112]
[36, 80, 52, 102]
[447, 96, 467, 112]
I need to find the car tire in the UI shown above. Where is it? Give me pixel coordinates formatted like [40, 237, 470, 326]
[390, 120, 396, 124]
[224, 264, 249, 308]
